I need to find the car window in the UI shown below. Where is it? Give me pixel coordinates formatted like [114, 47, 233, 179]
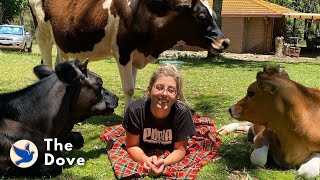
[0, 26, 23, 35]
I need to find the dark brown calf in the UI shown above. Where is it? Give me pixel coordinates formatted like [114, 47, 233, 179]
[0, 60, 118, 177]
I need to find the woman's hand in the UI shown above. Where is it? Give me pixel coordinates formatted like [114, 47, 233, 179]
[142, 156, 155, 171]
[148, 156, 165, 176]
[126, 132, 155, 172]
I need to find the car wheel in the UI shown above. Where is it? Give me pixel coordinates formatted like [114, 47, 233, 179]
[27, 42, 32, 53]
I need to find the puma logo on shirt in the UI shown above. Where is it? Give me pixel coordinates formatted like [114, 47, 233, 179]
[143, 128, 172, 145]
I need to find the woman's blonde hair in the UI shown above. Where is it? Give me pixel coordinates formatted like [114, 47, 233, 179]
[147, 63, 185, 102]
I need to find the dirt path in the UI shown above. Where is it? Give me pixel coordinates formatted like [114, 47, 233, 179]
[160, 50, 320, 62]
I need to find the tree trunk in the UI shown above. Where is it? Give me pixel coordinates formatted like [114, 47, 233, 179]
[213, 0, 223, 28]
[19, 10, 24, 25]
[0, 3, 3, 24]
[208, 0, 223, 58]
[292, 18, 296, 36]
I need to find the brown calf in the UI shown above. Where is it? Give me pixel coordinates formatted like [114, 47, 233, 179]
[219, 67, 320, 179]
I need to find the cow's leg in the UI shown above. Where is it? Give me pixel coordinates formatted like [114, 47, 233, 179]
[132, 66, 138, 88]
[217, 122, 252, 135]
[56, 46, 68, 66]
[28, 0, 54, 67]
[250, 125, 270, 167]
[298, 153, 320, 179]
[117, 61, 134, 110]
[64, 132, 84, 149]
[35, 24, 54, 68]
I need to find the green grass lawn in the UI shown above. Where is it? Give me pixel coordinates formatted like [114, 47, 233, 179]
[1, 45, 320, 179]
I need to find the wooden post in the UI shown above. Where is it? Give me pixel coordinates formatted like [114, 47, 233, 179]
[275, 36, 284, 57]
[293, 18, 296, 36]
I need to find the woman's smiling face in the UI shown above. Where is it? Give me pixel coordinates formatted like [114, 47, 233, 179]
[149, 76, 178, 111]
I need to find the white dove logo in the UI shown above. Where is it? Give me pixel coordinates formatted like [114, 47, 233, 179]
[10, 139, 38, 168]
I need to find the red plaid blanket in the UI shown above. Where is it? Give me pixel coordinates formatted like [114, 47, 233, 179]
[100, 113, 221, 179]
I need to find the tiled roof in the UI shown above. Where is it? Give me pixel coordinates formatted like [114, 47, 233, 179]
[208, 0, 296, 17]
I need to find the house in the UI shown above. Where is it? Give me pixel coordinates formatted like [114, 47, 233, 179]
[219, 0, 296, 54]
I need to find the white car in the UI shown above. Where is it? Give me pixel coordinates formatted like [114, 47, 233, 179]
[0, 25, 33, 52]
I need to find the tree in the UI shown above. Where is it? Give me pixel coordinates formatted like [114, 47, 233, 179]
[267, 0, 320, 39]
[266, 0, 290, 8]
[213, 0, 223, 28]
[0, 0, 28, 24]
[267, 0, 320, 13]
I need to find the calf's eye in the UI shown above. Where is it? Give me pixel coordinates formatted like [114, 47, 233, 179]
[247, 91, 255, 97]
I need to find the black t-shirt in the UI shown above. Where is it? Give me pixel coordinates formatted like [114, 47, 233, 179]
[122, 98, 196, 150]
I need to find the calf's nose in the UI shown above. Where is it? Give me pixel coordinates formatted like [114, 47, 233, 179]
[228, 107, 232, 115]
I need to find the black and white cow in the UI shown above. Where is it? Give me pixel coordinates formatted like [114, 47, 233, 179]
[0, 60, 118, 177]
[28, 0, 230, 108]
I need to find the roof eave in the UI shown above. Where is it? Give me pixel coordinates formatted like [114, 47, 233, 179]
[222, 13, 283, 18]
[283, 12, 320, 20]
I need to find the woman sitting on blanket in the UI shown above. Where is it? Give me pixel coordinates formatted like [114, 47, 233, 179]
[122, 64, 196, 176]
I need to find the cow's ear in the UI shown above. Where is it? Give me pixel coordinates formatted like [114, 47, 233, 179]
[55, 62, 79, 84]
[33, 65, 55, 79]
[82, 59, 89, 69]
[80, 59, 89, 76]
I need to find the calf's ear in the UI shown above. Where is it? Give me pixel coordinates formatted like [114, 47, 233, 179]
[280, 70, 290, 79]
[256, 71, 279, 94]
[55, 62, 78, 84]
[263, 66, 290, 79]
[33, 65, 55, 79]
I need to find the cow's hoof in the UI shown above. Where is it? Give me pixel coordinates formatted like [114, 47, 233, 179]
[40, 164, 62, 178]
[298, 158, 320, 179]
[65, 132, 84, 149]
[217, 123, 241, 135]
[217, 122, 251, 136]
[250, 145, 268, 167]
